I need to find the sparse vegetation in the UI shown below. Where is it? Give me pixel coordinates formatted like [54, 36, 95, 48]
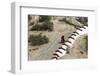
[59, 17, 78, 27]
[79, 35, 88, 54]
[59, 17, 88, 27]
[28, 33, 49, 46]
[84, 36, 88, 53]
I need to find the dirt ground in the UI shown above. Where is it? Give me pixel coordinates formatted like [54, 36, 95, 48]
[28, 16, 88, 61]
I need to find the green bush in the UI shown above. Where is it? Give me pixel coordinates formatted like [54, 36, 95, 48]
[31, 24, 40, 31]
[41, 21, 53, 31]
[28, 33, 49, 46]
[39, 15, 51, 22]
[28, 15, 32, 21]
[76, 17, 88, 25]
[31, 21, 53, 31]
[29, 22, 34, 26]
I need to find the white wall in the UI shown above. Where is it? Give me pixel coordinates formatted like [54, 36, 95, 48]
[0, 0, 100, 76]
